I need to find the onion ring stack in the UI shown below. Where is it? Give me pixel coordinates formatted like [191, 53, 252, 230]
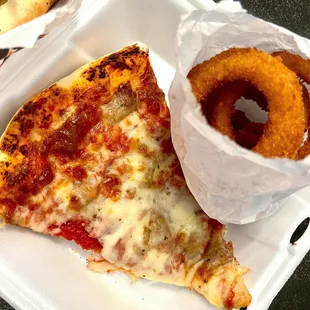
[188, 48, 309, 159]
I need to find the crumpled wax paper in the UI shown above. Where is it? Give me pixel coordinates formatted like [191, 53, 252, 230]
[169, 0, 310, 224]
[0, 0, 86, 49]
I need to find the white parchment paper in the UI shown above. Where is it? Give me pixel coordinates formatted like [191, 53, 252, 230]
[169, 0, 310, 224]
[0, 0, 85, 49]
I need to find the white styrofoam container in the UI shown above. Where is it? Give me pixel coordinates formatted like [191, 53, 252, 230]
[0, 0, 310, 309]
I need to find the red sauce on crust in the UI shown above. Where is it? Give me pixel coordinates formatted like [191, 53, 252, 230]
[101, 174, 121, 200]
[136, 64, 170, 139]
[173, 253, 185, 270]
[36, 157, 54, 189]
[56, 220, 102, 252]
[77, 85, 111, 106]
[115, 239, 126, 260]
[43, 106, 101, 157]
[102, 126, 130, 153]
[65, 166, 87, 181]
[20, 119, 35, 137]
[146, 99, 160, 115]
[36, 97, 47, 108]
[40, 114, 52, 130]
[168, 163, 185, 188]
[0, 199, 17, 223]
[208, 218, 224, 234]
[161, 138, 174, 155]
[4, 148, 54, 205]
[225, 280, 236, 309]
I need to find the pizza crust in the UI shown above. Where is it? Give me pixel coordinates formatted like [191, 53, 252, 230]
[0, 0, 57, 33]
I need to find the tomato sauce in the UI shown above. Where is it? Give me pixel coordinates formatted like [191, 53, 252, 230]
[102, 126, 130, 153]
[43, 105, 101, 157]
[101, 174, 121, 199]
[65, 166, 87, 181]
[136, 65, 170, 139]
[225, 281, 236, 309]
[56, 220, 102, 252]
[115, 239, 125, 260]
[161, 138, 174, 155]
[36, 156, 54, 190]
[0, 199, 17, 223]
[5, 147, 54, 206]
[36, 97, 47, 108]
[173, 253, 185, 270]
[167, 162, 185, 189]
[208, 218, 224, 234]
[146, 99, 160, 115]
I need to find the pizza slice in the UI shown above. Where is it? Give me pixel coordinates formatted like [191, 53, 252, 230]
[0, 44, 251, 309]
[0, 0, 58, 33]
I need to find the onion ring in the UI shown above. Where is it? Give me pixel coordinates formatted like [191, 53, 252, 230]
[232, 110, 264, 149]
[298, 86, 310, 159]
[210, 81, 249, 140]
[232, 110, 251, 130]
[188, 48, 305, 158]
[214, 84, 308, 155]
[272, 51, 310, 129]
[213, 80, 308, 151]
[301, 83, 310, 129]
[212, 83, 266, 150]
[270, 52, 310, 159]
[243, 84, 268, 111]
[272, 51, 310, 84]
[235, 123, 264, 150]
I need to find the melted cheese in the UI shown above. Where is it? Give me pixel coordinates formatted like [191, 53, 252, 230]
[81, 108, 203, 284]
[0, 151, 9, 162]
[20, 103, 205, 286]
[13, 102, 206, 287]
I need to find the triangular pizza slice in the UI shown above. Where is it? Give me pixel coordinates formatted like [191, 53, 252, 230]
[0, 44, 251, 309]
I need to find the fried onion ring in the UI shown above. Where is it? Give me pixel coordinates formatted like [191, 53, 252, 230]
[188, 48, 305, 158]
[232, 110, 265, 149]
[243, 84, 268, 111]
[212, 82, 266, 150]
[210, 81, 250, 140]
[301, 83, 310, 129]
[213, 52, 309, 153]
[210, 52, 308, 152]
[232, 110, 264, 149]
[235, 122, 264, 150]
[272, 51, 310, 84]
[298, 86, 310, 159]
[232, 110, 251, 130]
[271, 52, 310, 159]
[272, 51, 310, 129]
[212, 80, 308, 151]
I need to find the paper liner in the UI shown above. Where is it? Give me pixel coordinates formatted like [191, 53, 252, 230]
[169, 0, 310, 224]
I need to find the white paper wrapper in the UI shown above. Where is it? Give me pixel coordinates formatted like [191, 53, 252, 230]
[169, 0, 310, 224]
[0, 0, 85, 49]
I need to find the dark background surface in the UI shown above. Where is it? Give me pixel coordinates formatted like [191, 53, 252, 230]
[1, 0, 310, 309]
